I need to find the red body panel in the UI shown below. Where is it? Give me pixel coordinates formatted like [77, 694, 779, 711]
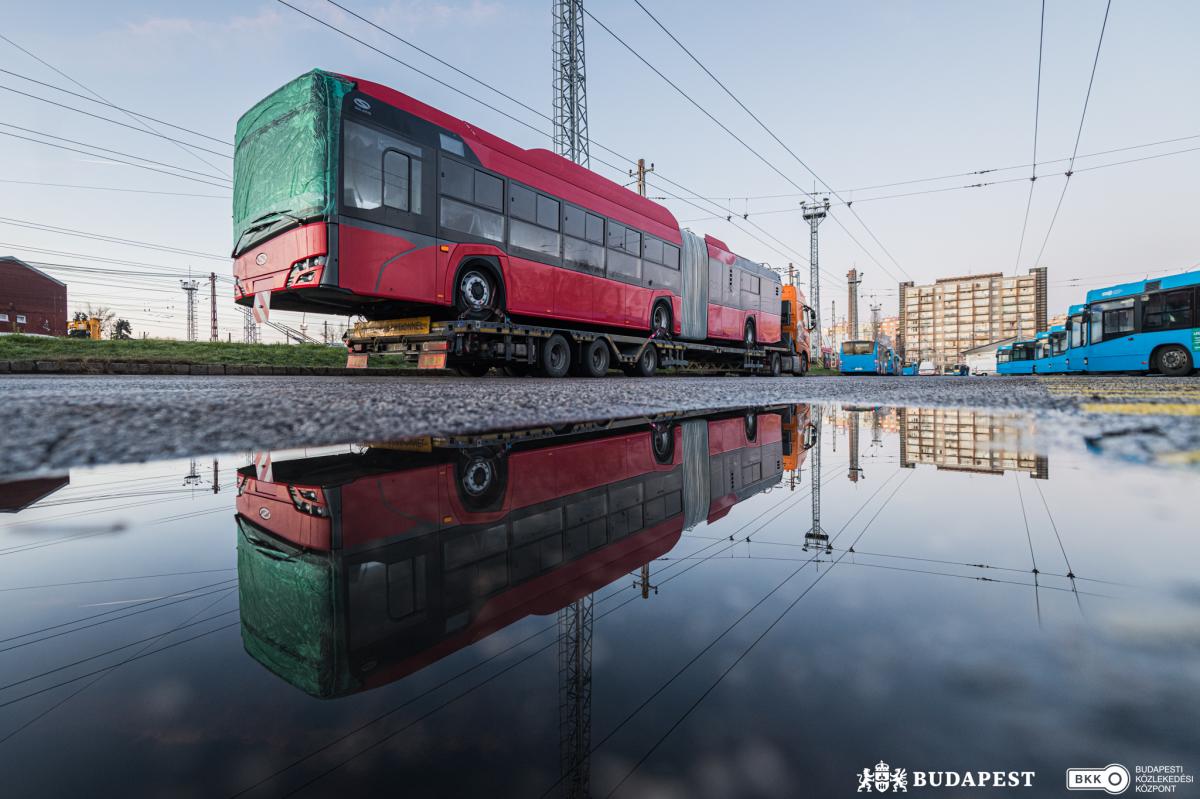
[233, 222, 326, 298]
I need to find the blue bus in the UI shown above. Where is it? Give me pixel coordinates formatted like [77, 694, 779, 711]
[1034, 325, 1069, 374]
[901, 363, 917, 376]
[1081, 270, 1199, 376]
[996, 338, 1037, 375]
[1063, 303, 1089, 373]
[840, 339, 887, 374]
[882, 347, 900, 375]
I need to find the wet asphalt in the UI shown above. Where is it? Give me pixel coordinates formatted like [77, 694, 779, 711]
[4, 373, 1200, 477]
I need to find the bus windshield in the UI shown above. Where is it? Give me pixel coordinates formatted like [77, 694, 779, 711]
[232, 70, 352, 255]
[842, 341, 874, 356]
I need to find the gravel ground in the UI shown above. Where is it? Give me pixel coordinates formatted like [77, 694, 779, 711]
[3, 373, 1199, 477]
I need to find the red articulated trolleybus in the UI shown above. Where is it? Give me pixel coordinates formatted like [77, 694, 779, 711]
[233, 406, 814, 697]
[232, 70, 815, 377]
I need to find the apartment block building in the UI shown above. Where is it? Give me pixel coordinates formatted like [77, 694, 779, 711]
[897, 267, 1046, 368]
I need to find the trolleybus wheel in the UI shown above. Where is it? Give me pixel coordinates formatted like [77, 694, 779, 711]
[799, 352, 809, 376]
[455, 448, 507, 511]
[768, 352, 782, 377]
[1156, 344, 1193, 377]
[538, 333, 572, 378]
[744, 320, 756, 348]
[744, 411, 758, 441]
[456, 266, 501, 320]
[574, 339, 611, 378]
[650, 423, 675, 464]
[651, 302, 672, 336]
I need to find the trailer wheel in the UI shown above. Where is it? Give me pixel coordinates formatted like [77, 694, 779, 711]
[538, 333, 572, 378]
[768, 352, 782, 377]
[452, 362, 491, 377]
[500, 364, 531, 377]
[632, 345, 658, 377]
[1156, 344, 1193, 376]
[574, 339, 611, 378]
[456, 265, 502, 321]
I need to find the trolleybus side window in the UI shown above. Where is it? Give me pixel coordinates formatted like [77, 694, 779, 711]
[343, 120, 424, 216]
[508, 183, 561, 260]
[606, 221, 641, 282]
[1092, 298, 1135, 342]
[437, 156, 505, 243]
[643, 237, 663, 265]
[563, 202, 604, 274]
[663, 243, 680, 269]
[1142, 289, 1194, 332]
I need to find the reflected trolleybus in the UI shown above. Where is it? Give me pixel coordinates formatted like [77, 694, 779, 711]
[231, 70, 814, 376]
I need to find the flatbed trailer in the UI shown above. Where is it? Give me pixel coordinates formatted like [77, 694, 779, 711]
[344, 317, 808, 377]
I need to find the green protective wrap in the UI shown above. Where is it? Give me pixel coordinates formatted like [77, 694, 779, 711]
[237, 518, 356, 698]
[232, 69, 353, 253]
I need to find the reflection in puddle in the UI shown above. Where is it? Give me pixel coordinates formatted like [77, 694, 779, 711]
[0, 404, 1196, 798]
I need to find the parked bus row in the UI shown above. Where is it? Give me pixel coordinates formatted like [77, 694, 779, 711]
[998, 269, 1199, 377]
[231, 70, 816, 377]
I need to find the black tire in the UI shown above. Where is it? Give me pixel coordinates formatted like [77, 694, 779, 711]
[650, 423, 675, 464]
[768, 352, 782, 377]
[633, 345, 658, 377]
[455, 448, 507, 512]
[744, 320, 756, 348]
[455, 265, 501, 320]
[452, 362, 491, 377]
[574, 339, 610, 378]
[500, 363, 531, 377]
[744, 412, 758, 441]
[1156, 344, 1194, 377]
[799, 352, 809, 376]
[651, 302, 672, 336]
[538, 333, 571, 378]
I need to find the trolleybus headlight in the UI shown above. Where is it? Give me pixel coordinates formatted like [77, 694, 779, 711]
[285, 256, 326, 287]
[287, 485, 328, 517]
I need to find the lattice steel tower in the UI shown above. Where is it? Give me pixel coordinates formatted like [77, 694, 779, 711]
[180, 278, 200, 342]
[801, 198, 830, 356]
[552, 0, 589, 167]
[804, 407, 830, 552]
[553, 5, 592, 793]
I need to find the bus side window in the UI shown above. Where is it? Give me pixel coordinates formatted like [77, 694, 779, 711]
[1142, 289, 1193, 332]
[1093, 298, 1135, 342]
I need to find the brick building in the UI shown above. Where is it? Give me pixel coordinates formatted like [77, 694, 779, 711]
[897, 268, 1047, 368]
[0, 256, 67, 336]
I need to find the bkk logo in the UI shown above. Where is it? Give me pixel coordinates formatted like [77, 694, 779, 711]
[857, 763, 1036, 792]
[1066, 765, 1131, 795]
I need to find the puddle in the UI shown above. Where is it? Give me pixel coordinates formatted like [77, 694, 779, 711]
[0, 405, 1196, 797]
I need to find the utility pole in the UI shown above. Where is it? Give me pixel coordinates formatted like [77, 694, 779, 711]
[552, 0, 589, 168]
[553, 7, 592, 796]
[846, 268, 862, 340]
[209, 272, 218, 342]
[211, 459, 220, 494]
[180, 277, 200, 342]
[870, 302, 882, 342]
[628, 158, 654, 197]
[848, 411, 863, 483]
[801, 197, 830, 357]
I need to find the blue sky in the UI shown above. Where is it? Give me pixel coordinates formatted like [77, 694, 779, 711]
[1, 0, 1197, 340]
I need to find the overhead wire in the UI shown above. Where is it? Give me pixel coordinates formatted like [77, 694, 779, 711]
[1013, 0, 1046, 274]
[1027, 0, 1114, 270]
